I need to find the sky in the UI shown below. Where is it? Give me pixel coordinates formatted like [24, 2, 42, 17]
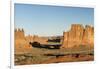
[15, 3, 94, 36]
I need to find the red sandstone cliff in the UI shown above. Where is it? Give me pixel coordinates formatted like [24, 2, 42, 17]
[61, 24, 94, 48]
[15, 29, 32, 52]
[15, 29, 48, 52]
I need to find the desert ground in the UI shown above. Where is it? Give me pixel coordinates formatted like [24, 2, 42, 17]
[15, 45, 94, 65]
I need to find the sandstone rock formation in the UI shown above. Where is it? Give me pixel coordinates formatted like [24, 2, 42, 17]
[15, 29, 48, 52]
[82, 25, 94, 46]
[33, 35, 48, 44]
[15, 29, 32, 53]
[61, 24, 94, 48]
[15, 29, 25, 39]
[25, 35, 34, 42]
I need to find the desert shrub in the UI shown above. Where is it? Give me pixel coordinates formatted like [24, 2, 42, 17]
[30, 42, 41, 47]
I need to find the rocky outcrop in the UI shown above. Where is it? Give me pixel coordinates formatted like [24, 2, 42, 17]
[15, 29, 25, 39]
[15, 29, 48, 52]
[25, 35, 34, 42]
[82, 25, 94, 46]
[33, 35, 48, 44]
[15, 29, 32, 52]
[61, 24, 94, 48]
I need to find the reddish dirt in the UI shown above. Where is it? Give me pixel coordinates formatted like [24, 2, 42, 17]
[40, 55, 94, 64]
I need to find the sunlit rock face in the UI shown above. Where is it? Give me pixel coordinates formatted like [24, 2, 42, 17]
[15, 29, 32, 52]
[25, 35, 34, 42]
[15, 29, 48, 52]
[82, 25, 94, 46]
[61, 24, 94, 48]
[32, 35, 48, 44]
[15, 29, 25, 39]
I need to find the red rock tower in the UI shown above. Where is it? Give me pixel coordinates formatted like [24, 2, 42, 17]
[82, 25, 94, 46]
[15, 28, 25, 39]
[61, 24, 94, 48]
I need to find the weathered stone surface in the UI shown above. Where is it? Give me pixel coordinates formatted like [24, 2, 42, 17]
[15, 29, 25, 39]
[15, 28, 48, 52]
[15, 29, 32, 52]
[61, 24, 94, 48]
[33, 35, 48, 44]
[82, 25, 94, 46]
[25, 35, 34, 42]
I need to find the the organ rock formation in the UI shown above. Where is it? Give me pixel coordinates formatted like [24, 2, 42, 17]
[61, 24, 94, 48]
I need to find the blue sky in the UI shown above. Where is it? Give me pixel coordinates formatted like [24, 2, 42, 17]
[15, 4, 94, 36]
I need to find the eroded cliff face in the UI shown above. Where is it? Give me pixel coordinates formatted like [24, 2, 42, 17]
[15, 29, 32, 53]
[15, 29, 48, 53]
[61, 24, 94, 48]
[82, 25, 94, 46]
[32, 35, 48, 44]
